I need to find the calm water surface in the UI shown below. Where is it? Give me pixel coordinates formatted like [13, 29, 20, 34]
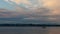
[0, 27, 59, 34]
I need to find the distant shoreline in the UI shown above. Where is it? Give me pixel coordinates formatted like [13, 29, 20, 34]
[0, 24, 59, 27]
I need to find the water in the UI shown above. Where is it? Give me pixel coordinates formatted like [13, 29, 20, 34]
[0, 27, 60, 34]
[0, 27, 48, 34]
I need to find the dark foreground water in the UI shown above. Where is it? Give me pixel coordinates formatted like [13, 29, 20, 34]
[0, 27, 60, 34]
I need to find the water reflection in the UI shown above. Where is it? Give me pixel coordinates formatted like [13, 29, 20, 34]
[0, 27, 59, 34]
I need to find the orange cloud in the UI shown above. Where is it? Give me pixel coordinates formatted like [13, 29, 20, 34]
[10, 0, 21, 4]
[42, 0, 60, 8]
[41, 0, 60, 15]
[51, 9, 60, 15]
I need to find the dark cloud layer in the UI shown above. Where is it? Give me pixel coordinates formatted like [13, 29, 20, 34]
[0, 7, 60, 24]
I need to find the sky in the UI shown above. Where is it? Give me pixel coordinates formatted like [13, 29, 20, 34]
[0, 0, 42, 10]
[0, 0, 60, 24]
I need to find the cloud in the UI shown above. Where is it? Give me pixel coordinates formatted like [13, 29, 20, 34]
[4, 0, 13, 4]
[0, 8, 60, 23]
[1, 0, 60, 23]
[4, 0, 40, 9]
[0, 9, 20, 18]
[42, 0, 60, 9]
[10, 0, 21, 4]
[21, 7, 60, 23]
[40, 0, 60, 16]
[5, 0, 31, 5]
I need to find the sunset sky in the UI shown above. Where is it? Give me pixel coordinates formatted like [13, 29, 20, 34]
[0, 0, 59, 14]
[0, 0, 60, 24]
